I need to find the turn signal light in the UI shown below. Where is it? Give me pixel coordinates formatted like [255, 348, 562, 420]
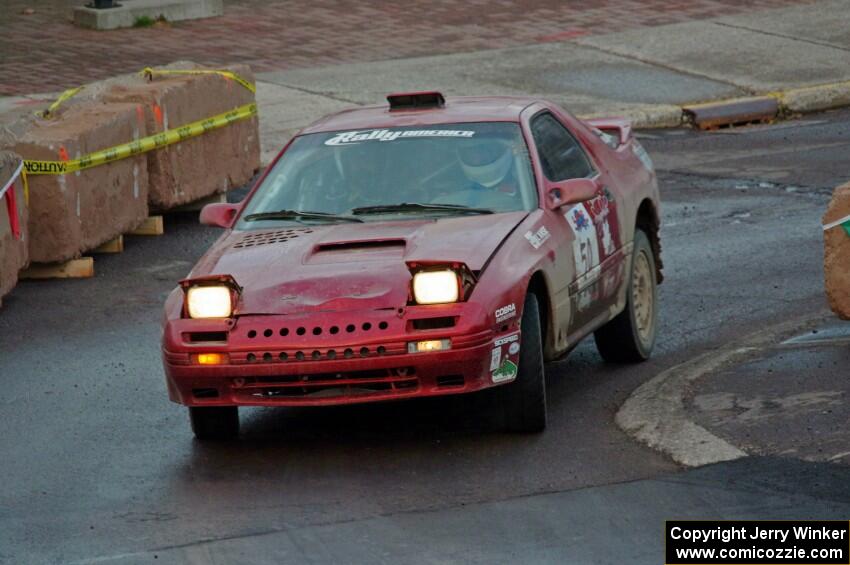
[194, 353, 228, 365]
[407, 339, 451, 353]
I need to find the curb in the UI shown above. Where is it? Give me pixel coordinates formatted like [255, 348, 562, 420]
[589, 80, 850, 129]
[771, 80, 850, 115]
[615, 312, 831, 467]
[579, 104, 683, 130]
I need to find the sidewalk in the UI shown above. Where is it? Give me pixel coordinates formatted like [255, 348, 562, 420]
[1, 0, 811, 96]
[253, 0, 850, 162]
[3, 1, 850, 165]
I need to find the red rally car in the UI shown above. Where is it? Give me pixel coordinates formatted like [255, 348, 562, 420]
[162, 91, 662, 439]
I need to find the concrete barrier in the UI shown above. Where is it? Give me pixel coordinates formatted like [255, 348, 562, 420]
[0, 62, 257, 265]
[823, 181, 850, 319]
[11, 103, 149, 263]
[0, 152, 29, 301]
[99, 62, 260, 210]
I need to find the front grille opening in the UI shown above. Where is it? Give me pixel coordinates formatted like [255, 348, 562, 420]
[411, 316, 457, 330]
[192, 388, 219, 399]
[185, 331, 227, 343]
[436, 375, 465, 388]
[250, 367, 415, 385]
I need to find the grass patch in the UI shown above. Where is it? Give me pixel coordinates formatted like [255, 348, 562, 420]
[133, 14, 167, 27]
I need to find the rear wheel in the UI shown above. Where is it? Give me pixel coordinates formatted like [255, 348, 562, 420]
[497, 292, 547, 432]
[189, 406, 239, 440]
[594, 229, 658, 362]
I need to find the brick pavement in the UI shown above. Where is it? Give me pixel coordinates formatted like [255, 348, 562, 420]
[1, 0, 815, 96]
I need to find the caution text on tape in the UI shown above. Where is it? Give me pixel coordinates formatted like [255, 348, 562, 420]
[24, 102, 257, 176]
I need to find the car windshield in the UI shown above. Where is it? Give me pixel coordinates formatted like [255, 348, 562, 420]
[238, 122, 537, 226]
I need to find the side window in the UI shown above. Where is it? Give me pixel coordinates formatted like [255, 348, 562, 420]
[530, 112, 596, 181]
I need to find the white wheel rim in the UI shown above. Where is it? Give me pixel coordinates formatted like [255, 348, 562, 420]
[632, 250, 654, 344]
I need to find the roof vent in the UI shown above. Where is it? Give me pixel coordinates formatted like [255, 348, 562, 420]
[387, 91, 445, 111]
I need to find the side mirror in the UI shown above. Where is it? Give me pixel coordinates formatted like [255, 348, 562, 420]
[200, 202, 239, 228]
[547, 178, 599, 210]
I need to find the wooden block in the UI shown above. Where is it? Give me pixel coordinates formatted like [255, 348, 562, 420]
[129, 216, 164, 236]
[21, 257, 94, 280]
[93, 235, 124, 254]
[167, 192, 227, 213]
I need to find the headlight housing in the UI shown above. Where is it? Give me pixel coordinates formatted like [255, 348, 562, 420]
[180, 274, 241, 319]
[412, 270, 460, 305]
[187, 285, 233, 318]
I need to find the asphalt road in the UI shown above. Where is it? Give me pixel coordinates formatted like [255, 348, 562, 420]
[1, 109, 849, 564]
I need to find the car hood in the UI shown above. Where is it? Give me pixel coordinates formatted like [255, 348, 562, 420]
[190, 211, 528, 315]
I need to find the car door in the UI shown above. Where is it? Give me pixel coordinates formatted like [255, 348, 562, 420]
[528, 111, 626, 338]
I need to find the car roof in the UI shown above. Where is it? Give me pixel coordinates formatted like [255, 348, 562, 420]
[299, 95, 540, 135]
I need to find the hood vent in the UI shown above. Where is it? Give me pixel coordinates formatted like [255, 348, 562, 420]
[315, 239, 406, 253]
[234, 228, 314, 249]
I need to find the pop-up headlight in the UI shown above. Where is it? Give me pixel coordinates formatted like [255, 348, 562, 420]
[187, 286, 233, 319]
[412, 270, 459, 305]
[179, 274, 241, 319]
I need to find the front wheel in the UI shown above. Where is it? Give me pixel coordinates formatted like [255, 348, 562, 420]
[189, 406, 239, 440]
[496, 292, 547, 433]
[594, 229, 658, 363]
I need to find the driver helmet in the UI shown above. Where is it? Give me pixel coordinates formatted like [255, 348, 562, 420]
[458, 139, 513, 188]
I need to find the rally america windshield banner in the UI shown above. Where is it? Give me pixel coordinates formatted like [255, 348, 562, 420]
[324, 129, 476, 146]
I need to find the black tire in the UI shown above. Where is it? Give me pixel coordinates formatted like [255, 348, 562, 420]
[189, 406, 239, 440]
[497, 292, 547, 432]
[594, 229, 658, 363]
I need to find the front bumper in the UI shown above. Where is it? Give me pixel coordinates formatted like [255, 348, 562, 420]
[162, 305, 519, 407]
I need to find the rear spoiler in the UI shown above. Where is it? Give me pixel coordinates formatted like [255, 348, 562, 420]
[584, 117, 632, 146]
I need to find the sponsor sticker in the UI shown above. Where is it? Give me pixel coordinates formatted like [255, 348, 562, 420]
[490, 346, 502, 371]
[492, 359, 518, 383]
[565, 203, 600, 279]
[509, 342, 520, 355]
[524, 226, 550, 249]
[495, 303, 516, 323]
[325, 128, 475, 146]
[494, 332, 520, 347]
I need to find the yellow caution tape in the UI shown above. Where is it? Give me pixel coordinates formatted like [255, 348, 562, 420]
[22, 167, 29, 205]
[24, 102, 257, 176]
[39, 68, 255, 119]
[140, 67, 256, 94]
[39, 86, 84, 118]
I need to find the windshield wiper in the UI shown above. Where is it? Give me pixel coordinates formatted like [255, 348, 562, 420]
[243, 209, 364, 223]
[351, 203, 494, 216]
